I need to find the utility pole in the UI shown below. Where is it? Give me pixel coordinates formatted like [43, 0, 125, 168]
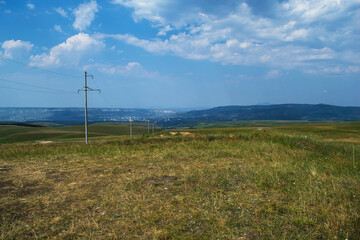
[129, 117, 133, 138]
[152, 122, 155, 134]
[147, 118, 150, 134]
[78, 71, 101, 144]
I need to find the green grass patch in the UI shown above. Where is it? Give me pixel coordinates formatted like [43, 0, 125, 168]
[0, 123, 160, 144]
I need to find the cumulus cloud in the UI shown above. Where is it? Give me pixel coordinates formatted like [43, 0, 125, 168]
[1, 39, 33, 59]
[84, 62, 157, 78]
[111, 0, 239, 27]
[54, 7, 68, 18]
[110, 0, 360, 73]
[30, 33, 105, 67]
[99, 32, 341, 69]
[73, 1, 98, 31]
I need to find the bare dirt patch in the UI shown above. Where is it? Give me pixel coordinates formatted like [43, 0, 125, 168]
[169, 131, 193, 136]
[324, 137, 360, 144]
[36, 140, 54, 144]
[180, 131, 192, 135]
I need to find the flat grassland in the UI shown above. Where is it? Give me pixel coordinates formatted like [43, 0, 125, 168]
[0, 122, 359, 239]
[0, 123, 152, 144]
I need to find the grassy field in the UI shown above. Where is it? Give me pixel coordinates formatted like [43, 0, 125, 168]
[0, 122, 359, 239]
[166, 120, 338, 129]
[0, 123, 160, 144]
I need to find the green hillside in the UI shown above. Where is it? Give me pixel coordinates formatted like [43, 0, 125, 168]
[171, 104, 360, 123]
[0, 123, 359, 239]
[0, 123, 159, 144]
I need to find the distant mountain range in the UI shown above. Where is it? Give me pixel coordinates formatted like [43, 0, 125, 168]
[1, 104, 360, 126]
[173, 104, 360, 121]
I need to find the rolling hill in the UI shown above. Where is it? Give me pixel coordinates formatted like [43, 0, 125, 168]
[171, 104, 360, 122]
[1, 104, 360, 127]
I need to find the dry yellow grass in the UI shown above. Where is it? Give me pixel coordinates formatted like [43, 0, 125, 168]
[0, 126, 359, 239]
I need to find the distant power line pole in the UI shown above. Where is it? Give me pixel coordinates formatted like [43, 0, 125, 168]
[129, 117, 133, 138]
[78, 71, 101, 144]
[147, 118, 150, 134]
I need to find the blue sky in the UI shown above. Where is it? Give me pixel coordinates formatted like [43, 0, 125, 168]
[0, 0, 359, 108]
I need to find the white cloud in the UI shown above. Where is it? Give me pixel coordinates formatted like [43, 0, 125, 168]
[297, 47, 336, 61]
[1, 39, 33, 59]
[30, 33, 105, 67]
[346, 66, 360, 73]
[111, 0, 240, 28]
[84, 62, 157, 78]
[282, 0, 359, 23]
[284, 29, 309, 41]
[100, 32, 339, 69]
[112, 0, 167, 25]
[304, 64, 360, 75]
[265, 70, 281, 79]
[157, 25, 173, 36]
[73, 0, 98, 31]
[54, 7, 68, 18]
[109, 0, 360, 73]
[322, 67, 343, 74]
[26, 3, 35, 10]
[340, 51, 360, 64]
[53, 25, 64, 33]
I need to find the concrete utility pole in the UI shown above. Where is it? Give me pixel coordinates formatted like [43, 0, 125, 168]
[129, 117, 133, 138]
[147, 118, 150, 134]
[78, 71, 101, 144]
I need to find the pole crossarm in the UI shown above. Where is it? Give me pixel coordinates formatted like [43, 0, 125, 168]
[78, 87, 101, 93]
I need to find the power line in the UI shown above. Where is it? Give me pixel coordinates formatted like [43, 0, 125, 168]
[0, 77, 76, 94]
[88, 75, 113, 107]
[1, 57, 81, 79]
[0, 85, 77, 94]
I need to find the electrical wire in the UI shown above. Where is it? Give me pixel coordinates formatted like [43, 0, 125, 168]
[88, 75, 113, 107]
[1, 57, 81, 79]
[0, 78, 76, 94]
[0, 85, 77, 94]
[0, 57, 105, 104]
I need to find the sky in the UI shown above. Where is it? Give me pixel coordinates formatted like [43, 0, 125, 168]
[0, 0, 359, 108]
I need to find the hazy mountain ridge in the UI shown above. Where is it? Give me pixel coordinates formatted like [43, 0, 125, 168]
[1, 104, 360, 125]
[173, 104, 360, 121]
